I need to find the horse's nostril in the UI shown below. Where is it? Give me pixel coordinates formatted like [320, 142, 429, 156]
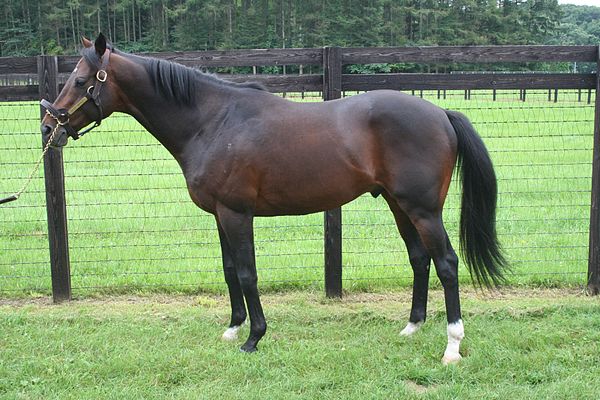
[41, 124, 53, 136]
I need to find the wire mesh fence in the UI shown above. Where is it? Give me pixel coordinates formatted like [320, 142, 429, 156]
[0, 87, 594, 295]
[1, 101, 50, 295]
[342, 89, 594, 290]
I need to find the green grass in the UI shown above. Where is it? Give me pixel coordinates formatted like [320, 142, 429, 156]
[1, 289, 599, 399]
[0, 89, 595, 296]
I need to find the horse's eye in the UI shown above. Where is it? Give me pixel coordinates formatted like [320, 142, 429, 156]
[75, 77, 87, 87]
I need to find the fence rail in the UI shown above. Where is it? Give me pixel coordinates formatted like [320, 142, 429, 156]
[341, 45, 598, 63]
[1, 45, 599, 301]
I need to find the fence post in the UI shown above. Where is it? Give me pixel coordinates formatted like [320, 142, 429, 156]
[38, 55, 71, 302]
[323, 46, 343, 298]
[588, 45, 600, 296]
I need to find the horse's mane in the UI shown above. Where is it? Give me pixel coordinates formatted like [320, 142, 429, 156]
[81, 46, 267, 106]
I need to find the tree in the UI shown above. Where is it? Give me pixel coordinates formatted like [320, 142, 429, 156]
[0, 0, 586, 58]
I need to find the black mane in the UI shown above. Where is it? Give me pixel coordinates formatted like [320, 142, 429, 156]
[143, 57, 201, 106]
[81, 45, 267, 107]
[143, 56, 269, 106]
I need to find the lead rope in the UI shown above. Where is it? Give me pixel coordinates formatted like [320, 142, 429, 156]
[0, 122, 61, 205]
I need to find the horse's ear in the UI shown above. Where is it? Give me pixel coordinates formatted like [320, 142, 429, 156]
[81, 36, 93, 48]
[94, 33, 107, 57]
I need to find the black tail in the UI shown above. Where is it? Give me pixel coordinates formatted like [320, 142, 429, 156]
[446, 110, 508, 287]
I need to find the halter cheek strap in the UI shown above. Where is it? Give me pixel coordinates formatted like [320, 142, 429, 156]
[41, 47, 111, 140]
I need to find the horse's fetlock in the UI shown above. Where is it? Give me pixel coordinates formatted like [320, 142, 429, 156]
[252, 321, 267, 337]
[231, 311, 247, 327]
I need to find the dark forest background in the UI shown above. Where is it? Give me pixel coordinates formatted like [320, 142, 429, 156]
[1, 1, 599, 72]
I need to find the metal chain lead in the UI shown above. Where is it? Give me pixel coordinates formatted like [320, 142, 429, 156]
[9, 123, 61, 201]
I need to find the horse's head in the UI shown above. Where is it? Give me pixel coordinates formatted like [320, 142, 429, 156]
[40, 33, 117, 147]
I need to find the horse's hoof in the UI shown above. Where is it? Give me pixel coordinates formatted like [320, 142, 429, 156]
[222, 325, 242, 341]
[400, 321, 423, 336]
[240, 344, 257, 353]
[442, 320, 464, 365]
[442, 352, 462, 365]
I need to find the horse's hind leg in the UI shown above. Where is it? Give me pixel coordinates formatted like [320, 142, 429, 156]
[409, 210, 464, 364]
[215, 205, 267, 352]
[384, 194, 431, 336]
[216, 219, 247, 341]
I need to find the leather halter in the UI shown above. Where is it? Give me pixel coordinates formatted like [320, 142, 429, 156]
[41, 47, 111, 140]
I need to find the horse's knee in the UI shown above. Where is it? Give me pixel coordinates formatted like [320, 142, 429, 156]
[409, 252, 430, 273]
[237, 270, 258, 290]
[223, 266, 238, 284]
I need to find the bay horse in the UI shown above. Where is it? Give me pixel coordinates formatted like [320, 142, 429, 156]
[41, 34, 506, 364]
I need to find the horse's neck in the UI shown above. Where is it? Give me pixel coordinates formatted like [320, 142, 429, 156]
[119, 69, 227, 163]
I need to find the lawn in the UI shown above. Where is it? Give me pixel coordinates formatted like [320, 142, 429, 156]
[1, 288, 599, 399]
[0, 89, 595, 296]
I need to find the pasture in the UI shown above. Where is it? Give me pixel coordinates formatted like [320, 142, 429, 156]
[1, 289, 599, 399]
[0, 87, 597, 398]
[0, 89, 594, 296]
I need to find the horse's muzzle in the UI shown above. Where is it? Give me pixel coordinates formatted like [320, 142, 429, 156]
[40, 123, 69, 147]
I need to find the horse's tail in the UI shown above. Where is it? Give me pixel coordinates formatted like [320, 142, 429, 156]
[446, 110, 508, 287]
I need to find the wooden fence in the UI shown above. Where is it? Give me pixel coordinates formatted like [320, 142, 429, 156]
[1, 45, 599, 302]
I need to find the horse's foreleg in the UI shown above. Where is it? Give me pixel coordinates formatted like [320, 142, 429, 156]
[216, 219, 247, 341]
[216, 205, 267, 353]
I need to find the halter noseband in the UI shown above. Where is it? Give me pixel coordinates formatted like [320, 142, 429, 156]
[41, 47, 111, 141]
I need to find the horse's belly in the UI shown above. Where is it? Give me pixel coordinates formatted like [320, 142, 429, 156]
[253, 165, 374, 216]
[253, 194, 357, 216]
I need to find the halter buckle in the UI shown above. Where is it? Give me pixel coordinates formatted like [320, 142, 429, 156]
[96, 70, 107, 82]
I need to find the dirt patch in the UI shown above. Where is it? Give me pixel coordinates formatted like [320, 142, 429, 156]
[0, 287, 592, 309]
[0, 293, 226, 308]
[405, 380, 434, 394]
[337, 286, 589, 304]
[0, 296, 54, 307]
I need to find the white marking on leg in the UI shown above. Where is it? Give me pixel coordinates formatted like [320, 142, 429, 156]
[222, 325, 242, 341]
[400, 321, 424, 336]
[442, 319, 464, 365]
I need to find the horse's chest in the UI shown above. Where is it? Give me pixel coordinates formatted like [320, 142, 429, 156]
[186, 186, 216, 214]
[182, 163, 222, 214]
[183, 160, 256, 214]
